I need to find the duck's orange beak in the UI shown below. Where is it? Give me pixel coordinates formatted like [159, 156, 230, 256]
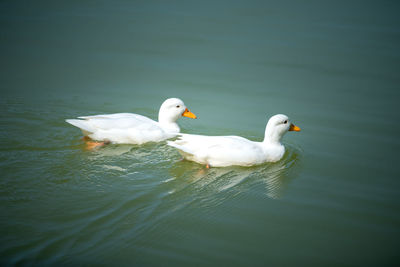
[182, 108, 197, 119]
[289, 124, 301, 132]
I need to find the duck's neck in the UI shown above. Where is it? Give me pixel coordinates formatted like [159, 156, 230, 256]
[158, 114, 180, 133]
[263, 125, 282, 145]
[262, 126, 286, 162]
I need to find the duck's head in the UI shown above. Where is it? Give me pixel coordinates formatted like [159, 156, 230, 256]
[264, 114, 300, 143]
[158, 98, 197, 125]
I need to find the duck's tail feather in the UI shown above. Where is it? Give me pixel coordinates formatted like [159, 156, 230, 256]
[66, 119, 95, 135]
[167, 140, 196, 155]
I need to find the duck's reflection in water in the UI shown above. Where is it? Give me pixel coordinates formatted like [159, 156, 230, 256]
[88, 144, 135, 157]
[168, 146, 301, 200]
[85, 143, 161, 175]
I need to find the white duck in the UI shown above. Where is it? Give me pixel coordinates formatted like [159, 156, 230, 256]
[167, 114, 300, 167]
[66, 98, 196, 147]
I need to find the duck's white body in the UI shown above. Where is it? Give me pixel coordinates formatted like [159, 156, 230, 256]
[66, 98, 196, 145]
[168, 114, 300, 167]
[169, 134, 285, 167]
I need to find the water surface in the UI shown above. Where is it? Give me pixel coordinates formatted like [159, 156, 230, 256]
[1, 1, 400, 266]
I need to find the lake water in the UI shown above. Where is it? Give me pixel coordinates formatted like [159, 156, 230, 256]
[1, 1, 400, 266]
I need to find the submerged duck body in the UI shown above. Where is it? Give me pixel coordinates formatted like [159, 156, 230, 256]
[168, 114, 300, 167]
[66, 98, 196, 145]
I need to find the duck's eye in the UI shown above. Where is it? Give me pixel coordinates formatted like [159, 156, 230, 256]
[176, 105, 180, 108]
[283, 120, 288, 124]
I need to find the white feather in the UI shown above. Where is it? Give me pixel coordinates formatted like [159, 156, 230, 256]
[66, 98, 196, 145]
[167, 114, 300, 167]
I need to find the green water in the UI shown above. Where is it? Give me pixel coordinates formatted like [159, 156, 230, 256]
[1, 1, 400, 266]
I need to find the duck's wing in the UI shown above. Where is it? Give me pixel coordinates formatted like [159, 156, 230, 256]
[67, 113, 157, 132]
[66, 113, 173, 144]
[173, 134, 251, 150]
[77, 113, 148, 120]
[168, 134, 263, 166]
